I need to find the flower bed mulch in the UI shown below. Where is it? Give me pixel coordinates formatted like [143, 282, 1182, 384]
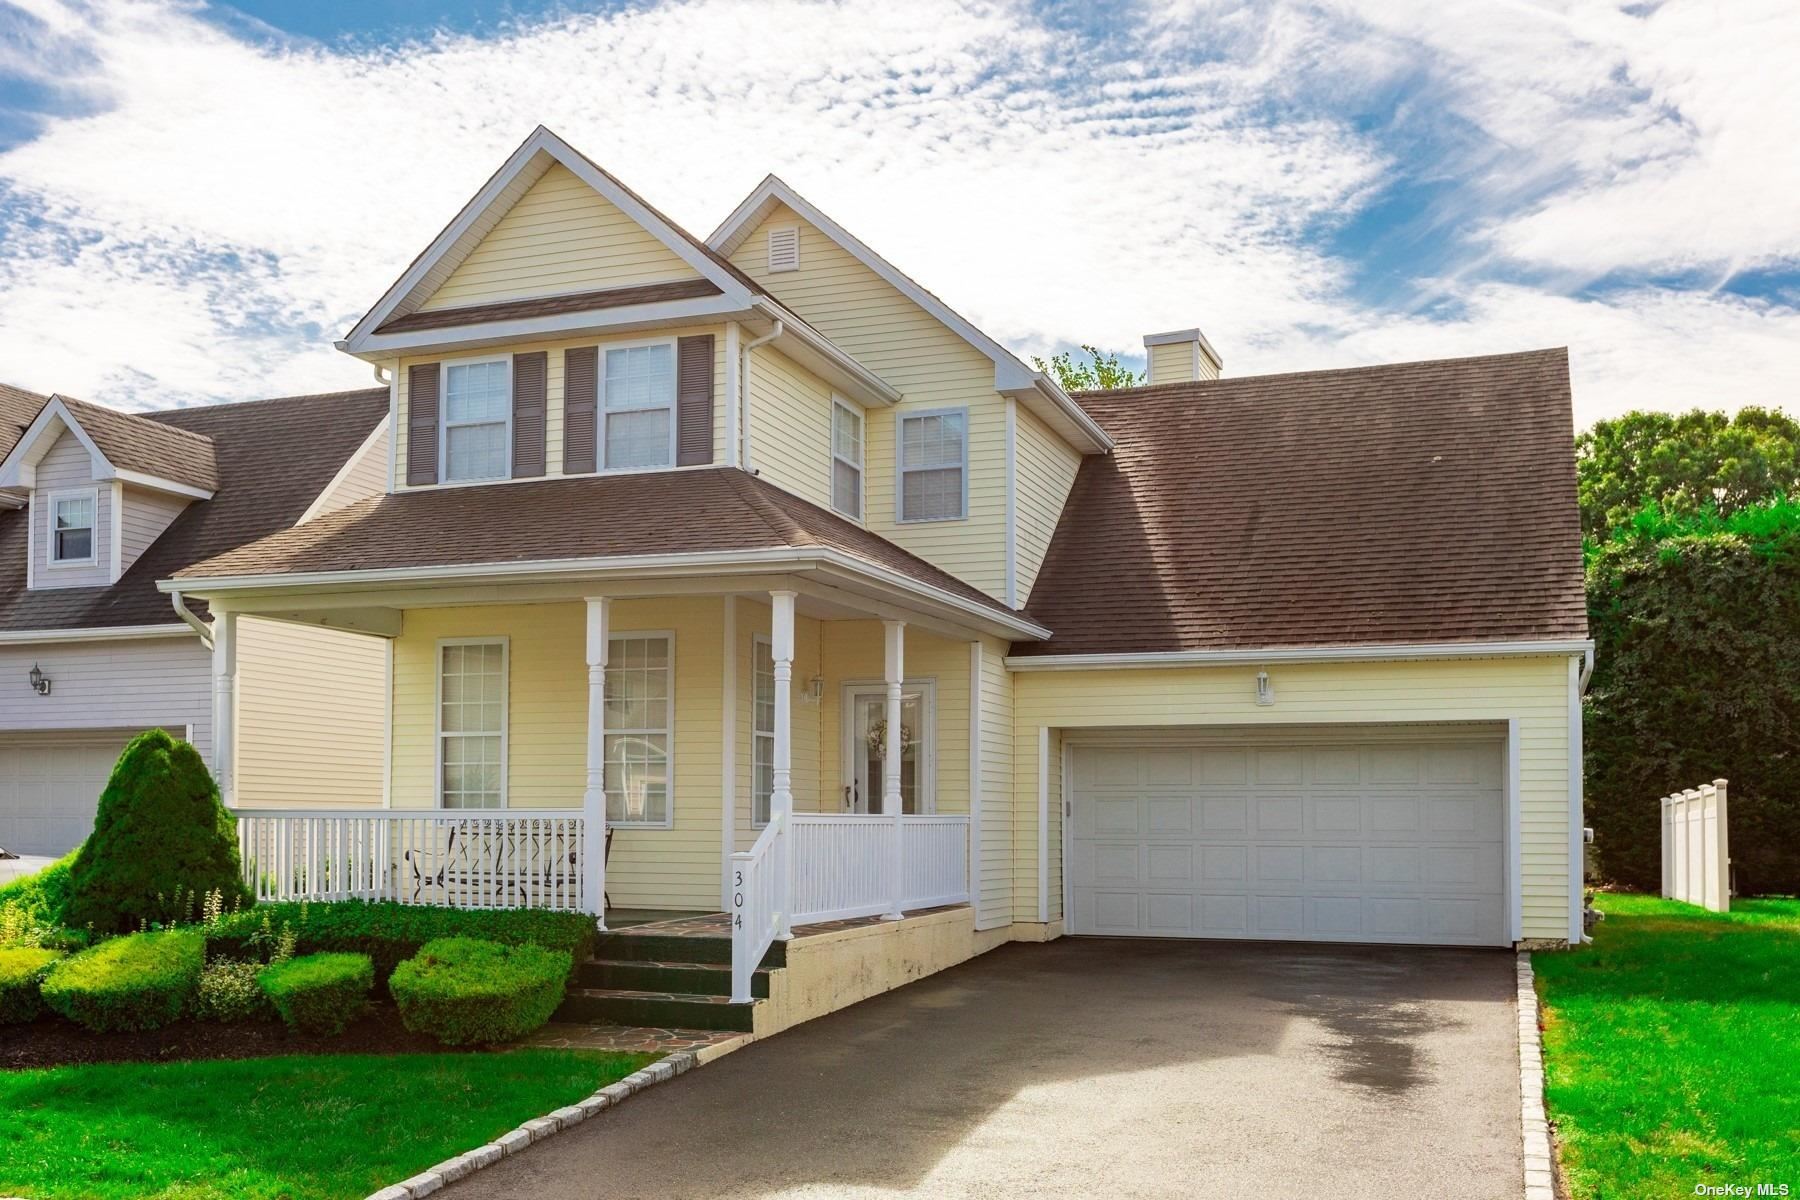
[0, 1002, 464, 1070]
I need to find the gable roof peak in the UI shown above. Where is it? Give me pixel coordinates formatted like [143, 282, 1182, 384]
[0, 392, 218, 497]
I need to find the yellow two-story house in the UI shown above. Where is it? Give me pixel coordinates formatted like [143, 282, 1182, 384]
[162, 127, 1589, 1026]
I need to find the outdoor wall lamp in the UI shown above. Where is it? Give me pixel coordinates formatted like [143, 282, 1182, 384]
[28, 663, 51, 696]
[1254, 670, 1274, 707]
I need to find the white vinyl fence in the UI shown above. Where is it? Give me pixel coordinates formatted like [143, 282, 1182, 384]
[1660, 779, 1731, 912]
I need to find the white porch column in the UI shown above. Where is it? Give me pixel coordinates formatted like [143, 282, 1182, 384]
[883, 620, 905, 921]
[770, 590, 796, 939]
[210, 608, 238, 806]
[584, 597, 610, 928]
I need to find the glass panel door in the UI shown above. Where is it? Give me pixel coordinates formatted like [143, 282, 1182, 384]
[845, 687, 927, 814]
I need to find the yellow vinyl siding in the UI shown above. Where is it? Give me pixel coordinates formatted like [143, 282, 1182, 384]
[1010, 655, 1576, 939]
[302, 419, 390, 519]
[420, 163, 698, 311]
[391, 325, 725, 486]
[746, 347, 834, 510]
[234, 618, 387, 807]
[1011, 403, 1082, 603]
[727, 204, 1011, 599]
[976, 636, 1014, 930]
[389, 599, 725, 910]
[1147, 340, 1198, 385]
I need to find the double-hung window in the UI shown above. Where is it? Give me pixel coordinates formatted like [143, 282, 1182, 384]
[605, 634, 673, 825]
[898, 408, 967, 522]
[438, 640, 507, 809]
[48, 491, 97, 566]
[831, 399, 863, 519]
[603, 342, 675, 470]
[442, 359, 511, 482]
[752, 637, 775, 825]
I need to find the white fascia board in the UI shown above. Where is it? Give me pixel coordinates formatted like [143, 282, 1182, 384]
[161, 546, 1048, 640]
[0, 622, 195, 644]
[343, 294, 753, 360]
[106, 468, 213, 501]
[1004, 639, 1597, 671]
[753, 299, 900, 407]
[342, 126, 755, 353]
[0, 397, 111, 490]
[708, 176, 1112, 454]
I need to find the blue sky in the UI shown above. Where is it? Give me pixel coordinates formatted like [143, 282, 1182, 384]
[0, 0, 1796, 424]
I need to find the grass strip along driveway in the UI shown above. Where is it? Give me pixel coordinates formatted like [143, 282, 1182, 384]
[0, 1048, 653, 1200]
[1534, 894, 1799, 1200]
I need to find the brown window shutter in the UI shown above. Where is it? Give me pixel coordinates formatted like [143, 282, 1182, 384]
[676, 334, 714, 467]
[406, 363, 439, 486]
[563, 346, 598, 474]
[511, 351, 547, 478]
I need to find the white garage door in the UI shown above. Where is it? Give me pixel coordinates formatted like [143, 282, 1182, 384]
[1069, 735, 1509, 946]
[0, 732, 135, 857]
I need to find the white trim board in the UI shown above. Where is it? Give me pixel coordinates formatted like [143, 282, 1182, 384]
[1006, 640, 1596, 670]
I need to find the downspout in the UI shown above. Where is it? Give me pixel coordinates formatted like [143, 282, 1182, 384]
[1578, 645, 1595, 692]
[372, 363, 392, 387]
[739, 320, 782, 473]
[169, 590, 213, 650]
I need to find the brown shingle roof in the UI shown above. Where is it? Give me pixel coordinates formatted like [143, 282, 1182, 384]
[0, 383, 46, 462]
[0, 388, 389, 632]
[57, 394, 220, 492]
[376, 279, 722, 334]
[173, 467, 1017, 621]
[1014, 348, 1587, 656]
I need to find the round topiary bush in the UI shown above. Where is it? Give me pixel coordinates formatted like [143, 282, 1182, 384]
[389, 936, 571, 1046]
[0, 947, 65, 1024]
[40, 930, 203, 1032]
[62, 729, 250, 934]
[258, 952, 374, 1035]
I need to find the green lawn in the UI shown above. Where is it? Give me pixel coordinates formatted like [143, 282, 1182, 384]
[0, 1048, 654, 1200]
[1533, 893, 1800, 1200]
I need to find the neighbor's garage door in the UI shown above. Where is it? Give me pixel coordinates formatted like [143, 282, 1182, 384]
[1068, 735, 1508, 946]
[0, 732, 136, 857]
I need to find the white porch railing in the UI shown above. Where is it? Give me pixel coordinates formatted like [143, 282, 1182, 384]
[791, 813, 970, 924]
[1660, 779, 1731, 912]
[728, 813, 787, 1003]
[231, 810, 588, 912]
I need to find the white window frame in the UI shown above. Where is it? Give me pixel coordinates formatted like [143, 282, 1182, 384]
[751, 635, 777, 827]
[45, 487, 99, 568]
[605, 629, 677, 828]
[839, 678, 938, 815]
[434, 636, 510, 810]
[439, 354, 513, 484]
[830, 397, 864, 521]
[896, 406, 969, 523]
[599, 336, 679, 474]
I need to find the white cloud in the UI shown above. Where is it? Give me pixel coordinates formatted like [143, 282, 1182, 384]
[0, 0, 1795, 426]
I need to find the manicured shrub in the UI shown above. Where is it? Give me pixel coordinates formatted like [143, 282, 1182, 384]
[63, 730, 250, 934]
[206, 901, 595, 985]
[0, 851, 75, 933]
[259, 952, 374, 1035]
[40, 930, 203, 1032]
[389, 937, 570, 1046]
[190, 959, 274, 1023]
[0, 947, 65, 1024]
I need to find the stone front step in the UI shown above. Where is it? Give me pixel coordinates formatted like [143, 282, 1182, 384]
[556, 986, 757, 1033]
[593, 926, 786, 970]
[577, 958, 771, 999]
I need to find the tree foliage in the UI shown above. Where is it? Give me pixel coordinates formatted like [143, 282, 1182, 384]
[1577, 407, 1800, 541]
[1584, 499, 1800, 895]
[1031, 344, 1143, 391]
[63, 729, 249, 934]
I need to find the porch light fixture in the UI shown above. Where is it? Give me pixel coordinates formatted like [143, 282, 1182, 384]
[28, 664, 51, 696]
[801, 674, 825, 704]
[1254, 670, 1274, 707]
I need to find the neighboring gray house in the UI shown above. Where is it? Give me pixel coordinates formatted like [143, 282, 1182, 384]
[0, 383, 393, 857]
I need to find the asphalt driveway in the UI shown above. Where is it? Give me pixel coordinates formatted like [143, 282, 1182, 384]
[456, 938, 1522, 1199]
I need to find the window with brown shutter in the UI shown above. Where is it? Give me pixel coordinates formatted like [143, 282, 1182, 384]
[563, 346, 598, 473]
[511, 350, 547, 477]
[406, 362, 440, 486]
[675, 335, 714, 467]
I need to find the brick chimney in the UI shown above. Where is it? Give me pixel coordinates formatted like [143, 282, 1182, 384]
[1143, 328, 1222, 385]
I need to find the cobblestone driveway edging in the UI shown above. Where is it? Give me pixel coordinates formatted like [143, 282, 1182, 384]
[1516, 952, 1555, 1200]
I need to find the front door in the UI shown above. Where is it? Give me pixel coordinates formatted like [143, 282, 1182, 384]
[843, 685, 929, 814]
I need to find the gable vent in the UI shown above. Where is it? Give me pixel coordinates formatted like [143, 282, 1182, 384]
[767, 225, 800, 273]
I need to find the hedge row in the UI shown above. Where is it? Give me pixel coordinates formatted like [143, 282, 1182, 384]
[205, 901, 596, 984]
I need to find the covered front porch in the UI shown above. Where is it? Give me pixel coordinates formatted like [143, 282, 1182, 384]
[191, 566, 1028, 1002]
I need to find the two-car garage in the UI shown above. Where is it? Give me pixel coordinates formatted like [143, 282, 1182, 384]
[1065, 730, 1511, 948]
